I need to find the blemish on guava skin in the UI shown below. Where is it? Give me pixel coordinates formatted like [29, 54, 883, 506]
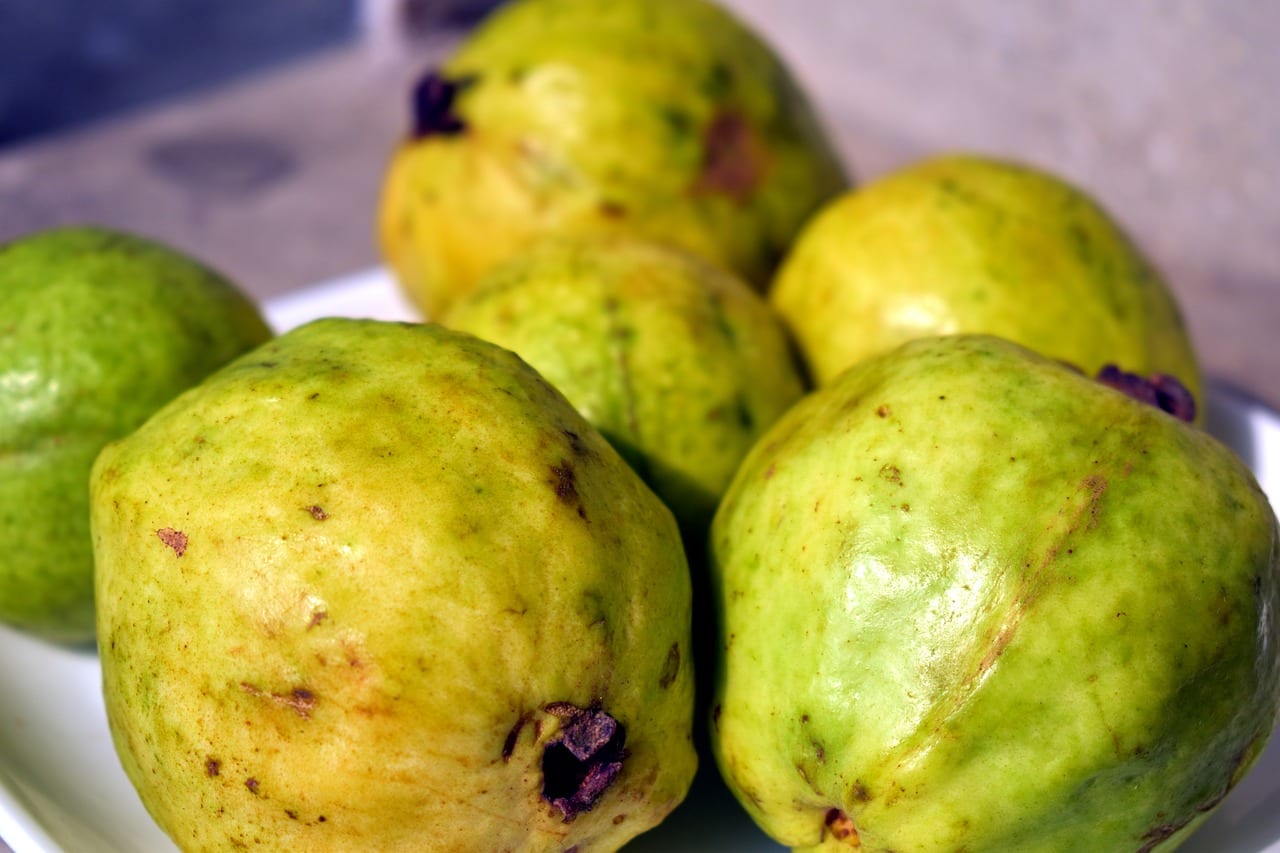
[1095, 364, 1196, 422]
[245, 778, 260, 795]
[562, 428, 593, 459]
[694, 111, 765, 202]
[541, 704, 628, 821]
[304, 504, 328, 520]
[409, 68, 471, 139]
[157, 527, 187, 556]
[503, 712, 533, 762]
[658, 643, 681, 689]
[876, 404, 891, 418]
[823, 808, 859, 845]
[550, 460, 588, 519]
[205, 757, 221, 777]
[598, 200, 628, 219]
[240, 682, 318, 719]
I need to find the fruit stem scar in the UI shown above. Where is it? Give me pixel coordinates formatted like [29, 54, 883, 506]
[409, 69, 471, 139]
[540, 704, 627, 821]
[1095, 364, 1196, 422]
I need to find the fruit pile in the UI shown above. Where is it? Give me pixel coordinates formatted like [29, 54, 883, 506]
[1, 0, 1277, 851]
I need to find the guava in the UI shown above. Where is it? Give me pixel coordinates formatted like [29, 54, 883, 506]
[709, 334, 1280, 851]
[377, 0, 850, 318]
[768, 154, 1202, 408]
[91, 318, 696, 851]
[444, 235, 806, 542]
[0, 225, 270, 642]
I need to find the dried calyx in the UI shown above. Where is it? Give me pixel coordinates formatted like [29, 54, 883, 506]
[541, 703, 627, 821]
[1095, 364, 1196, 422]
[410, 69, 471, 139]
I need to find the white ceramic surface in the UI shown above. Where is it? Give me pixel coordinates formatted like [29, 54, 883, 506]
[2, 268, 1278, 852]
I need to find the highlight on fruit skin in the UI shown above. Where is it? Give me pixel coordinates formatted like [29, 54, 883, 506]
[0, 225, 271, 642]
[767, 152, 1203, 415]
[377, 0, 851, 319]
[709, 333, 1280, 852]
[91, 318, 697, 851]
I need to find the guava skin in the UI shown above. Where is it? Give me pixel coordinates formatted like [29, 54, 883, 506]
[378, 0, 850, 318]
[443, 236, 807, 543]
[709, 335, 1280, 852]
[91, 319, 696, 851]
[0, 226, 271, 642]
[768, 154, 1203, 410]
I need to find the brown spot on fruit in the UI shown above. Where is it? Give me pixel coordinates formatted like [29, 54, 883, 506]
[205, 757, 221, 777]
[245, 778, 260, 795]
[658, 643, 681, 689]
[157, 527, 187, 556]
[551, 462, 577, 501]
[550, 460, 588, 519]
[305, 504, 328, 521]
[694, 111, 766, 202]
[876, 404, 891, 418]
[824, 808, 860, 846]
[541, 704, 627, 821]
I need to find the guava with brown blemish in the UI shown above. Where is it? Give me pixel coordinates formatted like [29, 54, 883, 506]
[769, 154, 1203, 412]
[0, 225, 270, 642]
[709, 334, 1280, 851]
[377, 0, 849, 318]
[91, 318, 695, 851]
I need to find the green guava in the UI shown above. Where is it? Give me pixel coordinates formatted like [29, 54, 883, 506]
[444, 235, 806, 542]
[709, 334, 1280, 851]
[0, 225, 270, 642]
[768, 154, 1202, 408]
[91, 318, 696, 851]
[378, 0, 850, 318]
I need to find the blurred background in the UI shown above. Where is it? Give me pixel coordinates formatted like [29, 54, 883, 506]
[0, 0, 1277, 406]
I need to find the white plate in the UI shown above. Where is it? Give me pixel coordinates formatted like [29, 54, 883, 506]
[2, 267, 1278, 853]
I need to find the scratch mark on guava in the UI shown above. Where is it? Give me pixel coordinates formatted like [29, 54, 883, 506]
[240, 682, 318, 719]
[157, 527, 187, 556]
[890, 475, 1110, 777]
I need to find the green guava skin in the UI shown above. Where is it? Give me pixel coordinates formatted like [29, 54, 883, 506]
[378, 0, 850, 318]
[709, 334, 1280, 852]
[444, 236, 806, 541]
[769, 154, 1203, 409]
[0, 226, 271, 642]
[91, 319, 696, 851]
